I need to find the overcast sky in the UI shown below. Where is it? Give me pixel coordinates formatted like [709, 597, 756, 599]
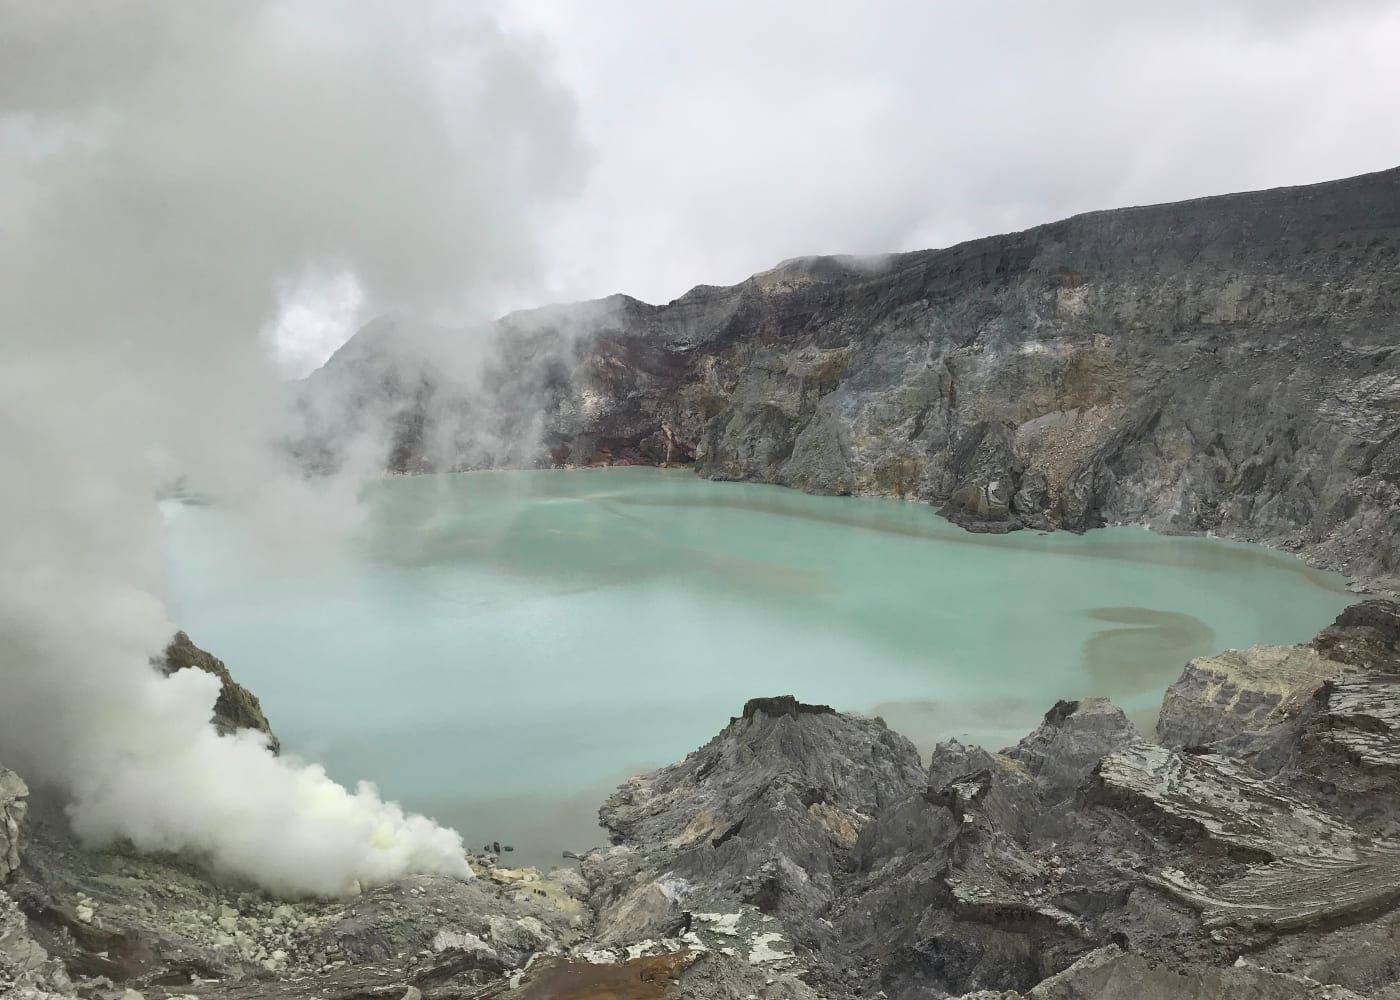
[8, 2, 1400, 373]
[499, 0, 1400, 309]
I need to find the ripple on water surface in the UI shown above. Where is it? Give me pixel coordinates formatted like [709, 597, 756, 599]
[160, 468, 1355, 865]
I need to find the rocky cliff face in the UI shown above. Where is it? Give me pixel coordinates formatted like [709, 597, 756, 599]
[299, 167, 1400, 588]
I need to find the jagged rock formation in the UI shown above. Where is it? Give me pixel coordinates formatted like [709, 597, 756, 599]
[298, 167, 1400, 589]
[1, 768, 26, 881]
[950, 945, 1374, 1000]
[156, 631, 280, 753]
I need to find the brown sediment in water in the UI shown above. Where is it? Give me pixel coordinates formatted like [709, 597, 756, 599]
[507, 950, 698, 999]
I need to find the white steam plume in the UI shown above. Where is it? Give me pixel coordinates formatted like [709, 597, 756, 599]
[0, 1, 582, 896]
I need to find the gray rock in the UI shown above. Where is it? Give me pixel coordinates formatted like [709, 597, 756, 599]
[0, 888, 72, 999]
[1314, 600, 1400, 672]
[8, 790, 589, 995]
[1006, 697, 1141, 802]
[155, 632, 279, 753]
[949, 946, 1366, 999]
[583, 695, 925, 950]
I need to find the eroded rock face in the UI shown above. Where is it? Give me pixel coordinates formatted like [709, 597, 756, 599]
[581, 603, 1400, 999]
[1314, 600, 1400, 672]
[299, 168, 1400, 590]
[1006, 697, 1141, 802]
[949, 946, 1369, 1000]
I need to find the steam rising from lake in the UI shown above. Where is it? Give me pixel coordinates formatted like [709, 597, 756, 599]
[163, 469, 1355, 864]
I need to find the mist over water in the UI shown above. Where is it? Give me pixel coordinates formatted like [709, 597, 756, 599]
[161, 468, 1355, 866]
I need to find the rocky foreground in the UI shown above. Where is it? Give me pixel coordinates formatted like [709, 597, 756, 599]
[297, 167, 1400, 591]
[3, 601, 1400, 998]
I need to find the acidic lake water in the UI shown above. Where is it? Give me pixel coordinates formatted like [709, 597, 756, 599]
[161, 468, 1355, 865]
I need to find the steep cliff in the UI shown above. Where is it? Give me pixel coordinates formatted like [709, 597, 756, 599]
[299, 166, 1400, 589]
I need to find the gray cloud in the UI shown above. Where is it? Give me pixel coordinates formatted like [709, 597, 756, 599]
[499, 0, 1400, 308]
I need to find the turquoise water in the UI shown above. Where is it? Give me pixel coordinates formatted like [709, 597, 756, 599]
[160, 468, 1355, 863]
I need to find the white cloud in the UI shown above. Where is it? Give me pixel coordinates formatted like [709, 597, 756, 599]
[496, 0, 1400, 307]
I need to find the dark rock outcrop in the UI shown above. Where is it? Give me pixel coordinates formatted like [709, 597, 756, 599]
[298, 167, 1400, 590]
[157, 631, 280, 753]
[1006, 696, 1141, 801]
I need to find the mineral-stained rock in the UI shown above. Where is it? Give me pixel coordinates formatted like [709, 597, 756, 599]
[1316, 673, 1400, 769]
[501, 949, 698, 999]
[1280, 662, 1400, 837]
[1155, 646, 1344, 749]
[1092, 742, 1355, 861]
[949, 946, 1367, 999]
[296, 167, 1400, 591]
[156, 631, 279, 752]
[9, 787, 588, 996]
[1151, 602, 1400, 836]
[1091, 743, 1400, 933]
